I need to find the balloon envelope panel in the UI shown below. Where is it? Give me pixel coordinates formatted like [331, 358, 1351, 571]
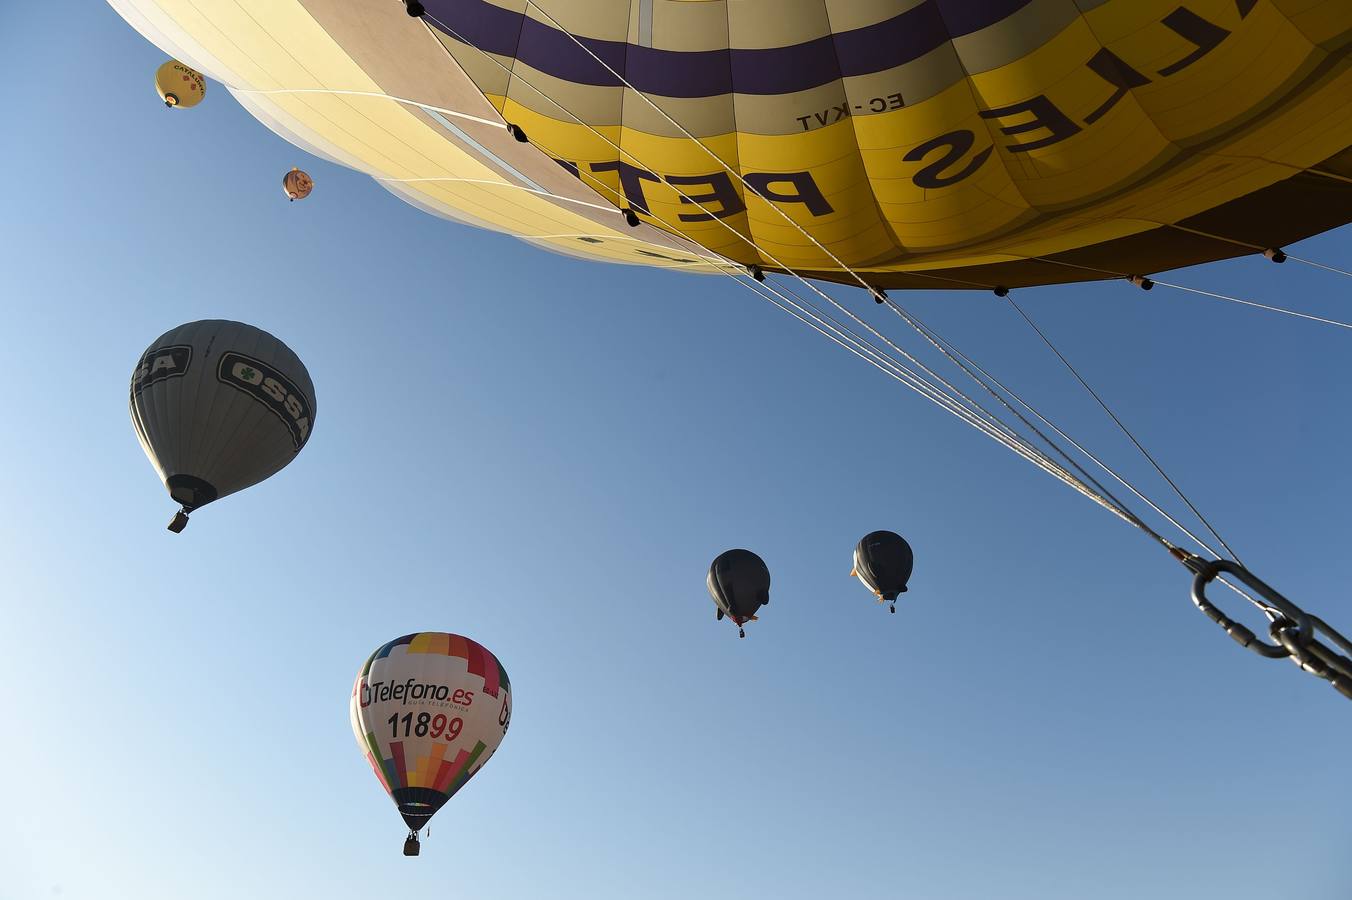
[129, 320, 316, 512]
[350, 633, 512, 831]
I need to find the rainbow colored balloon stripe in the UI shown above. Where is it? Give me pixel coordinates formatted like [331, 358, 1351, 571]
[362, 733, 488, 798]
[361, 632, 510, 699]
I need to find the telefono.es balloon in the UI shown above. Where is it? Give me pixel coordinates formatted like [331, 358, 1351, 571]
[350, 633, 512, 856]
[129, 320, 317, 532]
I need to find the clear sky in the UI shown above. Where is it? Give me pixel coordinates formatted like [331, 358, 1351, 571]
[2, 5, 1350, 899]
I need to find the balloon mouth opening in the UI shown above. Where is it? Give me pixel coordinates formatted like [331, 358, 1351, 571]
[394, 787, 449, 831]
[164, 93, 179, 107]
[166, 474, 218, 511]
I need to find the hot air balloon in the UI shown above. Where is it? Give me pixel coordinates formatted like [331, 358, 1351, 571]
[110, 3, 1352, 287]
[707, 549, 770, 639]
[129, 320, 317, 532]
[153, 59, 204, 108]
[282, 168, 313, 201]
[851, 531, 914, 614]
[350, 633, 512, 856]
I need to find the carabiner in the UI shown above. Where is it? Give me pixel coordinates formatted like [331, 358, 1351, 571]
[1190, 559, 1312, 660]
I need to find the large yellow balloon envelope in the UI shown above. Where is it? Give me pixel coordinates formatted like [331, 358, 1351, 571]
[349, 632, 512, 855]
[153, 59, 204, 108]
[116, 2, 1352, 289]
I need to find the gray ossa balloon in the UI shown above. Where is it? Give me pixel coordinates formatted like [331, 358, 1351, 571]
[130, 320, 317, 532]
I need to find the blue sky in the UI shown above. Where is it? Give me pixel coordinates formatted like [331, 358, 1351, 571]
[2, 5, 1350, 899]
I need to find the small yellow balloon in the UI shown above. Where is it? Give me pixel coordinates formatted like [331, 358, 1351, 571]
[154, 60, 205, 109]
[282, 168, 314, 202]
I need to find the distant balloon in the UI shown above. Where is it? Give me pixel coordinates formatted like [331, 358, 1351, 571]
[153, 60, 204, 108]
[129, 320, 317, 532]
[707, 549, 770, 639]
[851, 531, 914, 613]
[282, 167, 313, 201]
[350, 633, 512, 856]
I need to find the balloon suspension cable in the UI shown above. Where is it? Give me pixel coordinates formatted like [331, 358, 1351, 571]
[1148, 279, 1352, 330]
[996, 295, 1243, 564]
[230, 86, 509, 131]
[423, 4, 1352, 697]
[1285, 254, 1352, 280]
[1024, 255, 1352, 331]
[880, 290, 1279, 634]
[887, 294, 1215, 554]
[875, 292, 1171, 545]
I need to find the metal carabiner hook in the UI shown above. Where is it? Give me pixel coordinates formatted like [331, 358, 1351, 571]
[1190, 559, 1312, 660]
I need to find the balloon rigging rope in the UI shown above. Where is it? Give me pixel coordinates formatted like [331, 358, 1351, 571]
[420, 5, 1253, 559]
[732, 279, 1143, 515]
[737, 282, 1077, 470]
[845, 282, 1264, 607]
[1286, 254, 1352, 279]
[884, 295, 1234, 560]
[230, 87, 508, 129]
[1025, 255, 1352, 329]
[1150, 280, 1352, 329]
[716, 260, 1129, 502]
[874, 293, 1158, 537]
[746, 279, 1100, 477]
[998, 297, 1242, 563]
